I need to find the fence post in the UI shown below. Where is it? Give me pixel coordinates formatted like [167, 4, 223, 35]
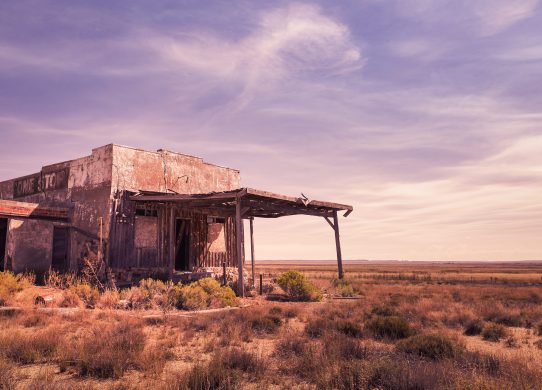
[222, 261, 227, 286]
[259, 273, 263, 295]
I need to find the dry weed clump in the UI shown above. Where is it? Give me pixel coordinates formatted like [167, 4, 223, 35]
[177, 348, 264, 389]
[0, 326, 62, 364]
[0, 358, 16, 390]
[365, 315, 412, 340]
[59, 318, 145, 378]
[463, 318, 484, 336]
[0, 271, 35, 306]
[396, 333, 462, 360]
[481, 322, 508, 342]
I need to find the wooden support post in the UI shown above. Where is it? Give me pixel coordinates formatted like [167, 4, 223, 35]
[235, 196, 244, 297]
[250, 217, 255, 289]
[259, 273, 263, 295]
[333, 210, 344, 279]
[98, 217, 103, 263]
[222, 261, 227, 286]
[168, 206, 175, 279]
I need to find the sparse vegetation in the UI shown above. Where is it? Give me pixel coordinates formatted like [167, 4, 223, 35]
[1, 263, 542, 388]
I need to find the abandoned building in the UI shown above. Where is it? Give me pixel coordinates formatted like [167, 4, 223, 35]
[0, 144, 353, 295]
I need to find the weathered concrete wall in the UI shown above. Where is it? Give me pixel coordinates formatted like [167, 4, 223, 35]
[0, 145, 114, 273]
[0, 143, 242, 277]
[6, 218, 53, 274]
[111, 145, 240, 194]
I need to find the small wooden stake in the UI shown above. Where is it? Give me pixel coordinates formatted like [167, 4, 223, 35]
[259, 273, 263, 295]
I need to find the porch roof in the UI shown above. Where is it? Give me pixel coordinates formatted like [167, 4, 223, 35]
[0, 199, 70, 221]
[130, 187, 353, 219]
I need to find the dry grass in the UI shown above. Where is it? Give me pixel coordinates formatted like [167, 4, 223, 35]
[1, 262, 542, 388]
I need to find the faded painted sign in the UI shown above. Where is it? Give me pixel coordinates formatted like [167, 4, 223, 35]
[13, 168, 69, 198]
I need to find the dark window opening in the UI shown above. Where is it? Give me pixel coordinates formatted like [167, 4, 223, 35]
[0, 218, 7, 272]
[207, 216, 226, 224]
[175, 219, 191, 271]
[51, 227, 69, 272]
[135, 208, 158, 217]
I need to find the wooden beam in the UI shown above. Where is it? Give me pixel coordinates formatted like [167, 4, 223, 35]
[333, 210, 344, 279]
[324, 216, 335, 229]
[241, 206, 251, 217]
[235, 195, 245, 297]
[250, 217, 255, 289]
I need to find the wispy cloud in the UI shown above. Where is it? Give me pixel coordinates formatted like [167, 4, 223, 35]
[0, 1, 540, 260]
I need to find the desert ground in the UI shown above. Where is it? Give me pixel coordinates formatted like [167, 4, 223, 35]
[2, 261, 542, 389]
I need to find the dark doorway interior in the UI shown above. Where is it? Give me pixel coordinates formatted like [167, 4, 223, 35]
[0, 218, 7, 271]
[175, 219, 191, 271]
[51, 227, 69, 272]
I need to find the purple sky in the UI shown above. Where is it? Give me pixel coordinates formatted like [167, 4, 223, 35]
[1, 1, 541, 260]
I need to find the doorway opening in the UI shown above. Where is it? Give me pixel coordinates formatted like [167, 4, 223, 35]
[0, 218, 7, 271]
[175, 219, 191, 271]
[51, 227, 69, 272]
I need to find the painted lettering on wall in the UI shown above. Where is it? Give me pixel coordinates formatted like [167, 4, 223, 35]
[13, 168, 69, 198]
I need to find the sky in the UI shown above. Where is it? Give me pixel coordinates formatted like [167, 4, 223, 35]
[0, 1, 541, 261]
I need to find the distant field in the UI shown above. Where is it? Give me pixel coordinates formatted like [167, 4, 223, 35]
[256, 260, 542, 285]
[2, 261, 542, 389]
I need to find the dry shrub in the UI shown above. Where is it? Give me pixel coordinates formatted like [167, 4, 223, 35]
[137, 342, 172, 378]
[44, 270, 79, 290]
[195, 278, 239, 307]
[305, 318, 331, 338]
[332, 278, 356, 297]
[249, 313, 282, 335]
[179, 348, 263, 389]
[324, 334, 368, 360]
[396, 333, 462, 360]
[69, 283, 100, 308]
[174, 285, 208, 310]
[97, 289, 120, 309]
[365, 316, 412, 340]
[26, 368, 92, 390]
[275, 334, 309, 358]
[0, 271, 34, 306]
[537, 321, 542, 336]
[59, 289, 82, 308]
[19, 311, 53, 328]
[371, 304, 397, 317]
[0, 358, 16, 390]
[336, 319, 363, 338]
[220, 348, 264, 374]
[288, 342, 326, 380]
[60, 319, 145, 378]
[464, 319, 484, 336]
[482, 305, 524, 327]
[481, 323, 508, 342]
[0, 326, 62, 364]
[277, 270, 323, 301]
